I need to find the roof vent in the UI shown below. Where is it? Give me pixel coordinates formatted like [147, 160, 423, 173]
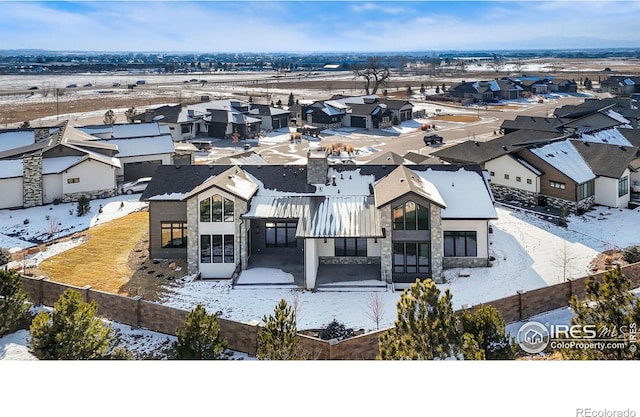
[502, 145, 508, 151]
[474, 141, 479, 146]
[619, 146, 626, 151]
[400, 178, 404, 183]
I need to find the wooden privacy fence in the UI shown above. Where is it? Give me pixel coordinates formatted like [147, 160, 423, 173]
[19, 262, 640, 360]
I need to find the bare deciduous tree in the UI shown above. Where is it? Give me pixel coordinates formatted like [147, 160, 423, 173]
[364, 292, 386, 330]
[353, 57, 391, 95]
[511, 60, 525, 73]
[488, 57, 506, 73]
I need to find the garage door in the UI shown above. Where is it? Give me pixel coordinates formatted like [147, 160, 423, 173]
[351, 116, 367, 128]
[124, 160, 161, 181]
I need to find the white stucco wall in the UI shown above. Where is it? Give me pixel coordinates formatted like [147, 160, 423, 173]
[595, 170, 631, 208]
[317, 238, 334, 256]
[62, 160, 116, 195]
[367, 238, 381, 256]
[43, 174, 63, 204]
[485, 155, 539, 193]
[0, 177, 23, 209]
[305, 239, 319, 290]
[441, 219, 490, 258]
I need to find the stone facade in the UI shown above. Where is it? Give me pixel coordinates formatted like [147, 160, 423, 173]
[236, 200, 248, 270]
[34, 128, 51, 142]
[319, 256, 381, 265]
[186, 198, 199, 275]
[22, 154, 43, 208]
[443, 257, 489, 269]
[62, 189, 116, 203]
[430, 206, 444, 281]
[379, 207, 392, 283]
[490, 183, 595, 213]
[307, 149, 329, 185]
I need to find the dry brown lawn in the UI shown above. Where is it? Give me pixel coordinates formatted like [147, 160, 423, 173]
[431, 114, 480, 123]
[38, 211, 150, 294]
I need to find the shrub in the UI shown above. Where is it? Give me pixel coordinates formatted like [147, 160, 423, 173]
[319, 319, 354, 341]
[76, 195, 90, 216]
[622, 245, 640, 264]
[0, 269, 31, 337]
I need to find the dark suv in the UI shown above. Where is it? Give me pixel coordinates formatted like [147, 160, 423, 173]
[423, 134, 443, 146]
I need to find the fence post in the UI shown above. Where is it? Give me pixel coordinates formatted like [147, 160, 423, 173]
[133, 296, 142, 329]
[517, 290, 526, 321]
[567, 278, 574, 301]
[82, 285, 91, 303]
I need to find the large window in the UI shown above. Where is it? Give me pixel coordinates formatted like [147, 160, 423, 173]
[577, 180, 595, 200]
[392, 201, 429, 231]
[200, 234, 234, 264]
[200, 194, 234, 222]
[335, 238, 367, 257]
[161, 223, 187, 248]
[444, 231, 477, 257]
[265, 221, 297, 248]
[619, 176, 629, 198]
[393, 242, 430, 274]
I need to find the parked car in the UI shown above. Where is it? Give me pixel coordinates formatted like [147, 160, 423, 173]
[136, 80, 146, 85]
[28, 86, 38, 90]
[121, 177, 152, 194]
[112, 82, 121, 87]
[66, 84, 77, 88]
[83, 83, 92, 87]
[423, 134, 443, 146]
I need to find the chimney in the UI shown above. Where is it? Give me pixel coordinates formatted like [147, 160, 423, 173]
[144, 110, 155, 123]
[22, 153, 43, 208]
[306, 147, 329, 185]
[34, 128, 50, 143]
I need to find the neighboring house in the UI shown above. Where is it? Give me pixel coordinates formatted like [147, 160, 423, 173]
[600, 76, 640, 97]
[249, 104, 291, 130]
[135, 104, 209, 141]
[448, 79, 522, 103]
[141, 150, 497, 289]
[379, 98, 414, 122]
[305, 95, 412, 129]
[501, 116, 568, 135]
[0, 122, 120, 209]
[344, 103, 392, 129]
[553, 98, 640, 129]
[305, 100, 349, 128]
[433, 127, 639, 211]
[506, 76, 577, 94]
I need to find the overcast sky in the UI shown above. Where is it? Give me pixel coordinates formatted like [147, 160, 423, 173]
[1, 1, 639, 53]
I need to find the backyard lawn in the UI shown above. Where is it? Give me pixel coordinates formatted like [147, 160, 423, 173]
[37, 211, 149, 294]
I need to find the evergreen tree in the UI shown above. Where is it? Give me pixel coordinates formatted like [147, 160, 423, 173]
[103, 109, 116, 125]
[406, 85, 413, 98]
[174, 304, 226, 360]
[276, 99, 283, 107]
[76, 195, 90, 216]
[420, 83, 426, 94]
[561, 266, 639, 360]
[379, 279, 461, 360]
[441, 83, 446, 92]
[29, 289, 115, 360]
[124, 106, 137, 123]
[0, 247, 11, 265]
[435, 85, 440, 94]
[257, 299, 300, 360]
[461, 304, 515, 360]
[0, 269, 31, 337]
[20, 120, 31, 128]
[288, 92, 295, 107]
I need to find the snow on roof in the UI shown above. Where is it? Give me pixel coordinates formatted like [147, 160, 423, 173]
[415, 168, 498, 219]
[0, 159, 23, 179]
[529, 140, 595, 184]
[146, 192, 186, 201]
[78, 123, 166, 139]
[297, 196, 382, 238]
[317, 168, 376, 196]
[42, 156, 83, 174]
[99, 134, 175, 158]
[243, 195, 310, 219]
[63, 143, 121, 169]
[602, 109, 631, 126]
[579, 128, 632, 147]
[184, 167, 258, 201]
[0, 131, 34, 153]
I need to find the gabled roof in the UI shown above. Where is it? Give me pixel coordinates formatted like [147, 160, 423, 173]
[500, 116, 567, 133]
[402, 152, 445, 165]
[96, 134, 175, 158]
[250, 104, 291, 117]
[577, 127, 633, 147]
[432, 130, 566, 165]
[571, 140, 638, 179]
[619, 129, 640, 148]
[379, 98, 413, 110]
[374, 165, 446, 209]
[366, 151, 412, 166]
[77, 122, 168, 139]
[349, 103, 382, 116]
[215, 151, 270, 165]
[528, 140, 595, 184]
[183, 166, 259, 201]
[553, 99, 617, 118]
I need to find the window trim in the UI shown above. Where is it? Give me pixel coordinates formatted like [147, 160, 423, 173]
[161, 222, 188, 249]
[444, 231, 478, 257]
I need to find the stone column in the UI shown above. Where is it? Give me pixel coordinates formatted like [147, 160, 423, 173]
[186, 198, 199, 275]
[22, 153, 43, 208]
[379, 206, 392, 283]
[430, 206, 443, 281]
